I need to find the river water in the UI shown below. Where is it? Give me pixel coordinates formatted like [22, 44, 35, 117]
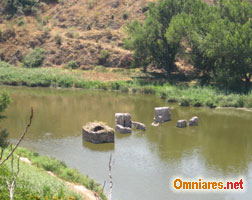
[1, 86, 252, 200]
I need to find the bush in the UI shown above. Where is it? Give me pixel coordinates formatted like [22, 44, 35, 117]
[204, 98, 216, 108]
[3, 0, 39, 16]
[98, 50, 110, 65]
[17, 18, 25, 26]
[120, 86, 129, 93]
[3, 0, 58, 16]
[22, 47, 45, 68]
[122, 13, 128, 20]
[167, 97, 178, 103]
[0, 27, 16, 42]
[0, 60, 12, 68]
[0, 165, 38, 200]
[192, 99, 202, 107]
[65, 60, 79, 69]
[124, 0, 196, 73]
[55, 34, 62, 46]
[140, 87, 155, 94]
[94, 65, 107, 72]
[166, 0, 252, 91]
[179, 98, 191, 107]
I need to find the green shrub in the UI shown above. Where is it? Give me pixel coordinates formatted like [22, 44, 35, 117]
[109, 82, 121, 90]
[98, 50, 110, 65]
[159, 91, 167, 99]
[192, 98, 203, 107]
[94, 65, 107, 72]
[17, 18, 25, 26]
[0, 60, 12, 67]
[3, 0, 58, 16]
[0, 165, 38, 200]
[86, 0, 97, 9]
[120, 86, 129, 93]
[3, 0, 39, 16]
[0, 30, 3, 42]
[244, 97, 252, 108]
[167, 97, 178, 103]
[22, 47, 45, 68]
[0, 27, 16, 42]
[55, 34, 62, 45]
[179, 98, 191, 107]
[66, 60, 79, 69]
[122, 12, 128, 20]
[140, 87, 155, 94]
[204, 98, 216, 108]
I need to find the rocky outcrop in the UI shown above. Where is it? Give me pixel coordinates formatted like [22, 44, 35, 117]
[115, 124, 132, 134]
[82, 122, 114, 144]
[132, 121, 146, 131]
[188, 116, 198, 126]
[154, 107, 171, 123]
[176, 120, 187, 128]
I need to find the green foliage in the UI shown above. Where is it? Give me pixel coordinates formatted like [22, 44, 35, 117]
[0, 165, 38, 200]
[179, 98, 191, 107]
[22, 47, 45, 68]
[98, 50, 110, 65]
[0, 27, 16, 42]
[0, 62, 252, 109]
[65, 60, 80, 69]
[0, 91, 10, 114]
[15, 147, 107, 200]
[54, 34, 62, 46]
[1, 148, 82, 200]
[122, 12, 128, 20]
[166, 0, 252, 91]
[125, 0, 252, 90]
[3, 0, 58, 16]
[0, 91, 10, 149]
[17, 17, 25, 26]
[124, 0, 200, 73]
[3, 0, 39, 16]
[0, 129, 9, 148]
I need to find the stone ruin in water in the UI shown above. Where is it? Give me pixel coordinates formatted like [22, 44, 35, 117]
[115, 113, 146, 133]
[152, 107, 171, 126]
[82, 122, 114, 144]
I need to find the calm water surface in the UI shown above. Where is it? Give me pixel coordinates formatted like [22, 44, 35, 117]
[1, 86, 252, 200]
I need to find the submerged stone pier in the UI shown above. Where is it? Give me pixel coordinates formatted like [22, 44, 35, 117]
[115, 113, 146, 133]
[82, 122, 114, 144]
[188, 116, 199, 126]
[176, 120, 187, 128]
[154, 107, 171, 123]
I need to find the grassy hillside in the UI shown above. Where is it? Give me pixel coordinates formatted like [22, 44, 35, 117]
[1, 147, 107, 200]
[0, 0, 151, 69]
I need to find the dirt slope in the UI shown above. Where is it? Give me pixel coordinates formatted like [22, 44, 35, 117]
[0, 0, 151, 69]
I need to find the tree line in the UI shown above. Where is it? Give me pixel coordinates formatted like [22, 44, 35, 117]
[124, 0, 252, 92]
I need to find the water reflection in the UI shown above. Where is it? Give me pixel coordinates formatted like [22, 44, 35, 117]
[82, 140, 115, 151]
[1, 86, 252, 200]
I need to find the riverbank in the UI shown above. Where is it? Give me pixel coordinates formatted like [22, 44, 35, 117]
[1, 147, 107, 200]
[0, 64, 252, 109]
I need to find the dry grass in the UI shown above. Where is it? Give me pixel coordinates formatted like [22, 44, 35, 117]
[0, 0, 149, 69]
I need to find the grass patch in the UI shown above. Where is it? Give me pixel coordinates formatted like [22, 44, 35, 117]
[15, 147, 107, 200]
[1, 151, 82, 200]
[0, 62, 252, 110]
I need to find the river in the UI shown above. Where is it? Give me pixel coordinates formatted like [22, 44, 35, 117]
[1, 86, 252, 200]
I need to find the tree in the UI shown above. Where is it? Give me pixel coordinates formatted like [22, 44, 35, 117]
[124, 0, 203, 74]
[0, 91, 11, 150]
[166, 0, 252, 91]
[0, 91, 33, 200]
[3, 0, 39, 16]
[3, 0, 58, 16]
